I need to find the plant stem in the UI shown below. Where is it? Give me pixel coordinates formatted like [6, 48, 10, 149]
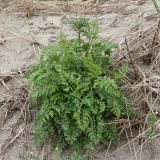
[78, 31, 81, 43]
[152, 0, 160, 14]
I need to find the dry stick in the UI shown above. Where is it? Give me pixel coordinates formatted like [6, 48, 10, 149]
[7, 110, 26, 131]
[32, 41, 38, 56]
[3, 108, 10, 125]
[0, 72, 29, 93]
[0, 88, 31, 157]
[0, 68, 32, 78]
[132, 127, 158, 160]
[125, 130, 133, 155]
[103, 114, 146, 126]
[116, 20, 160, 160]
[134, 43, 160, 60]
[0, 80, 28, 155]
[126, 103, 138, 160]
[104, 141, 111, 157]
[0, 74, 24, 93]
[1, 141, 28, 158]
[151, 132, 160, 140]
[134, 89, 160, 158]
[125, 38, 139, 79]
[156, 137, 160, 148]
[118, 122, 127, 137]
[123, 24, 156, 53]
[1, 127, 24, 154]
[0, 96, 13, 111]
[108, 112, 146, 124]
[141, 90, 160, 127]
[145, 20, 160, 67]
[139, 97, 154, 157]
[1, 80, 11, 92]
[105, 119, 160, 159]
[114, 25, 155, 64]
[41, 144, 45, 160]
[151, 20, 160, 48]
[139, 22, 160, 144]
[147, 47, 160, 75]
[131, 87, 142, 106]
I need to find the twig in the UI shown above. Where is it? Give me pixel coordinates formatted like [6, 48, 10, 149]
[105, 119, 160, 159]
[125, 38, 139, 79]
[1, 127, 24, 154]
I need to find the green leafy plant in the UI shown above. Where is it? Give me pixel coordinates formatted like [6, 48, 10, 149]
[27, 17, 133, 158]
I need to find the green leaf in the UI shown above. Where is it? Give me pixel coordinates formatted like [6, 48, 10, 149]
[26, 16, 133, 159]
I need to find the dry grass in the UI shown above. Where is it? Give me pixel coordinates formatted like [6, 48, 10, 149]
[103, 20, 160, 159]
[0, 70, 33, 159]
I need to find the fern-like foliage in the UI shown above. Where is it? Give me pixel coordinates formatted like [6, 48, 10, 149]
[27, 17, 133, 158]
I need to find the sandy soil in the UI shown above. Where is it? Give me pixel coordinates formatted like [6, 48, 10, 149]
[0, 0, 160, 159]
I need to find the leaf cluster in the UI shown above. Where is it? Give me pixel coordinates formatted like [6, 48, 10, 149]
[27, 17, 133, 159]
